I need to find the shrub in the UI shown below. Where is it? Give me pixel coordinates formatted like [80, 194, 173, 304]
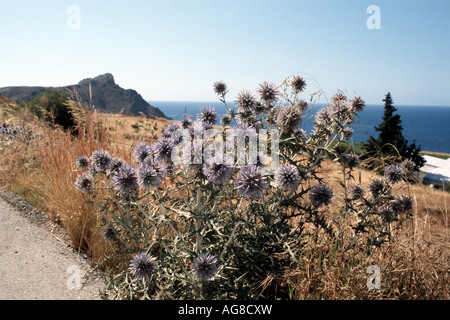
[74, 76, 416, 299]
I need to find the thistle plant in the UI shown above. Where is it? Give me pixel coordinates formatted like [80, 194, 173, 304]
[75, 75, 413, 299]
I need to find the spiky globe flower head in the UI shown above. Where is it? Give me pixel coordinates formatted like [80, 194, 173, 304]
[75, 155, 89, 169]
[257, 81, 279, 105]
[235, 165, 269, 199]
[332, 91, 347, 103]
[112, 163, 139, 196]
[198, 106, 218, 126]
[202, 160, 234, 185]
[392, 194, 414, 214]
[291, 76, 306, 94]
[213, 81, 228, 95]
[161, 123, 180, 139]
[191, 253, 218, 282]
[330, 100, 351, 123]
[137, 165, 165, 189]
[102, 224, 118, 242]
[220, 113, 232, 126]
[91, 149, 113, 172]
[297, 100, 309, 111]
[379, 204, 396, 222]
[349, 184, 365, 200]
[341, 152, 360, 170]
[110, 157, 125, 173]
[341, 127, 354, 140]
[153, 137, 176, 163]
[350, 96, 365, 113]
[75, 172, 94, 193]
[235, 90, 256, 114]
[314, 107, 333, 127]
[129, 253, 157, 280]
[293, 127, 307, 141]
[401, 159, 416, 173]
[275, 105, 303, 132]
[368, 178, 388, 198]
[384, 164, 404, 184]
[133, 142, 152, 164]
[181, 118, 193, 129]
[275, 163, 302, 192]
[309, 184, 333, 207]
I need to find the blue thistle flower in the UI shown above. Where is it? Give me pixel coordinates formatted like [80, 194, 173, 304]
[274, 163, 301, 192]
[191, 253, 218, 282]
[129, 253, 157, 280]
[368, 178, 388, 198]
[112, 164, 138, 196]
[384, 164, 404, 184]
[257, 81, 279, 104]
[275, 105, 303, 132]
[75, 155, 89, 169]
[133, 143, 152, 164]
[202, 161, 234, 185]
[198, 106, 218, 126]
[349, 184, 365, 200]
[392, 194, 414, 213]
[137, 164, 166, 189]
[153, 137, 176, 163]
[235, 165, 269, 199]
[75, 172, 94, 194]
[309, 184, 333, 207]
[235, 90, 256, 114]
[91, 149, 113, 172]
[213, 81, 228, 95]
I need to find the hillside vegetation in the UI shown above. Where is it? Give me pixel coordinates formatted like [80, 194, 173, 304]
[0, 95, 448, 299]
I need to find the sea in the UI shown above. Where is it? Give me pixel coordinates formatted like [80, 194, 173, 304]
[149, 101, 450, 154]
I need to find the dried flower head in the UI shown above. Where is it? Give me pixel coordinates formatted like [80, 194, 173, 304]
[191, 253, 218, 282]
[235, 165, 269, 199]
[91, 149, 113, 172]
[309, 184, 333, 207]
[220, 113, 232, 126]
[75, 172, 94, 193]
[275, 105, 303, 132]
[235, 90, 256, 114]
[213, 81, 228, 95]
[129, 253, 157, 280]
[75, 155, 89, 169]
[341, 127, 354, 140]
[275, 163, 301, 192]
[384, 164, 404, 184]
[314, 107, 333, 127]
[257, 81, 279, 104]
[291, 76, 306, 94]
[350, 96, 365, 113]
[198, 106, 218, 126]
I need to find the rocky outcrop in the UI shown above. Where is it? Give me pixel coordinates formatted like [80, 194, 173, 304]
[0, 74, 168, 118]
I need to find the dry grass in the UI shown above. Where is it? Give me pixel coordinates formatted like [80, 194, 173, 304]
[0, 101, 448, 299]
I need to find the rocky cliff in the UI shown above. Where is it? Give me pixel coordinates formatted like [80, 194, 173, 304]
[0, 74, 168, 118]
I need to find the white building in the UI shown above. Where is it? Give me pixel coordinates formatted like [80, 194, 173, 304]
[420, 155, 450, 189]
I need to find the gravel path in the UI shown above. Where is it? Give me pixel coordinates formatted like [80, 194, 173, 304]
[0, 190, 105, 300]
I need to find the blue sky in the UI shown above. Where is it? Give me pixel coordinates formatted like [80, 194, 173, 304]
[1, 0, 449, 106]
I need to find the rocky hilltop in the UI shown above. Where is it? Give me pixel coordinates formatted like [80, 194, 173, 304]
[0, 74, 168, 119]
